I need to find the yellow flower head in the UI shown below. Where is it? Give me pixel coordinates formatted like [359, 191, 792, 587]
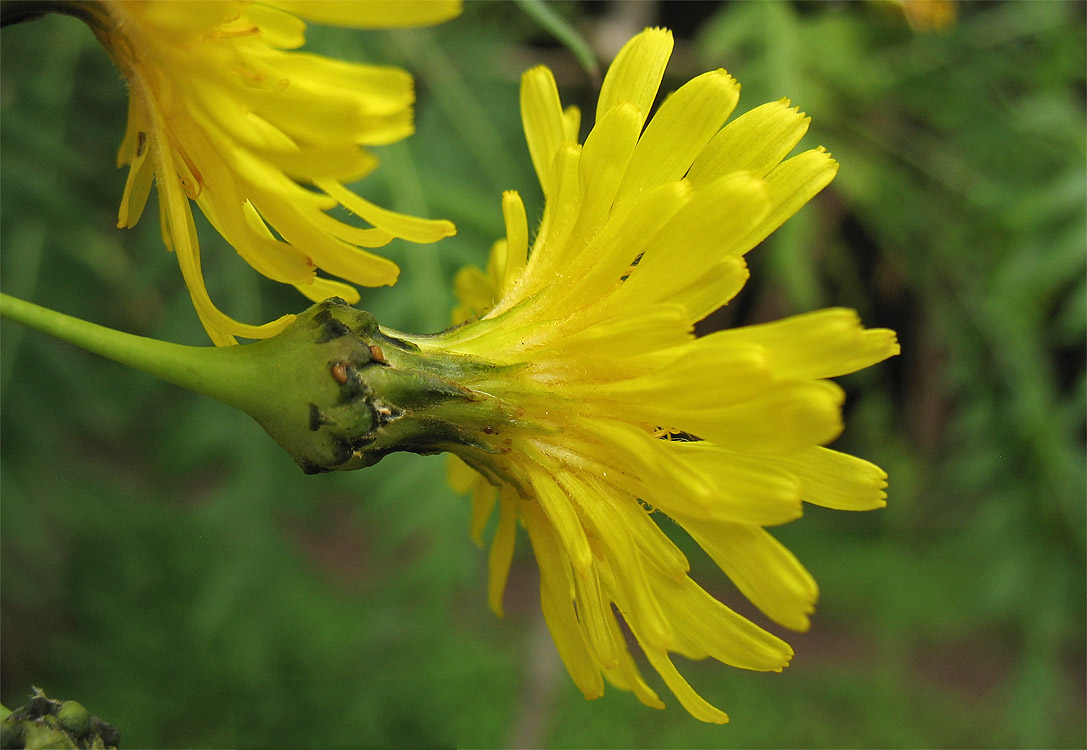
[86, 0, 460, 344]
[419, 28, 900, 722]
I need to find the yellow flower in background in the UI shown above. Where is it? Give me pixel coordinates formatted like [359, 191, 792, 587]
[427, 28, 900, 722]
[882, 0, 957, 31]
[85, 0, 460, 345]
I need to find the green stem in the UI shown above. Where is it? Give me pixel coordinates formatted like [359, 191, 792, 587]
[0, 292, 255, 413]
[1, 294, 515, 475]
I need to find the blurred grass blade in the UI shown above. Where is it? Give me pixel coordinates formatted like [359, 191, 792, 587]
[515, 0, 599, 80]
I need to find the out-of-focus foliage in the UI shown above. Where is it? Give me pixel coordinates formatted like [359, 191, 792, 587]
[1, 2, 1083, 748]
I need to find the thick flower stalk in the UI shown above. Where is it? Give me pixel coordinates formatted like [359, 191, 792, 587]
[74, 0, 459, 345]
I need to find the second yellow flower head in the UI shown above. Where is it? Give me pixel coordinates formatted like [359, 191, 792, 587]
[89, 0, 460, 344]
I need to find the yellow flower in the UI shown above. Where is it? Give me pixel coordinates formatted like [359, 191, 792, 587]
[84, 0, 460, 345]
[421, 28, 900, 722]
[887, 0, 957, 31]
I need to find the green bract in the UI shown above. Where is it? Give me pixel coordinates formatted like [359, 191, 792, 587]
[243, 298, 515, 474]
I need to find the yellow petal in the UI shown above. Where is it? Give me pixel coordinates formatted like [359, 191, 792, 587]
[686, 522, 819, 632]
[239, 3, 306, 49]
[157, 173, 294, 344]
[637, 643, 730, 724]
[195, 145, 397, 286]
[540, 581, 605, 700]
[687, 99, 811, 185]
[732, 147, 839, 256]
[687, 379, 846, 454]
[620, 69, 740, 198]
[516, 144, 582, 299]
[573, 420, 715, 507]
[774, 446, 889, 511]
[654, 572, 794, 670]
[520, 65, 566, 198]
[255, 52, 417, 118]
[293, 275, 361, 305]
[520, 494, 574, 603]
[277, 145, 380, 184]
[527, 464, 593, 574]
[572, 103, 642, 243]
[318, 179, 456, 243]
[580, 338, 772, 422]
[596, 28, 673, 127]
[548, 303, 691, 366]
[117, 141, 155, 228]
[540, 143, 583, 264]
[499, 191, 529, 294]
[113, 1, 235, 38]
[664, 256, 751, 323]
[487, 493, 518, 617]
[469, 479, 499, 546]
[599, 614, 666, 710]
[717, 307, 901, 379]
[667, 442, 803, 526]
[447, 454, 479, 494]
[556, 181, 692, 313]
[573, 565, 623, 669]
[271, 0, 462, 28]
[199, 104, 380, 183]
[452, 263, 497, 325]
[561, 104, 581, 143]
[156, 173, 221, 334]
[562, 473, 674, 652]
[600, 373, 842, 455]
[593, 487, 689, 579]
[310, 212, 396, 249]
[613, 172, 768, 309]
[239, 54, 414, 140]
[116, 94, 143, 168]
[248, 188, 402, 286]
[602, 554, 674, 654]
[194, 181, 316, 284]
[521, 500, 605, 699]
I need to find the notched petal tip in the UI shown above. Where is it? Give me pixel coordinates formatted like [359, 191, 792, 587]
[873, 328, 902, 359]
[814, 144, 840, 169]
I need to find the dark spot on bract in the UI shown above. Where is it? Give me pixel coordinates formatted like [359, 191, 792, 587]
[26, 694, 55, 719]
[314, 310, 351, 343]
[337, 371, 370, 402]
[350, 434, 376, 451]
[329, 438, 354, 466]
[93, 717, 121, 748]
[300, 459, 331, 475]
[308, 403, 327, 431]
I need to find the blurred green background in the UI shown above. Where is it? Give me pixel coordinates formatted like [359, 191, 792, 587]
[1, 1, 1084, 747]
